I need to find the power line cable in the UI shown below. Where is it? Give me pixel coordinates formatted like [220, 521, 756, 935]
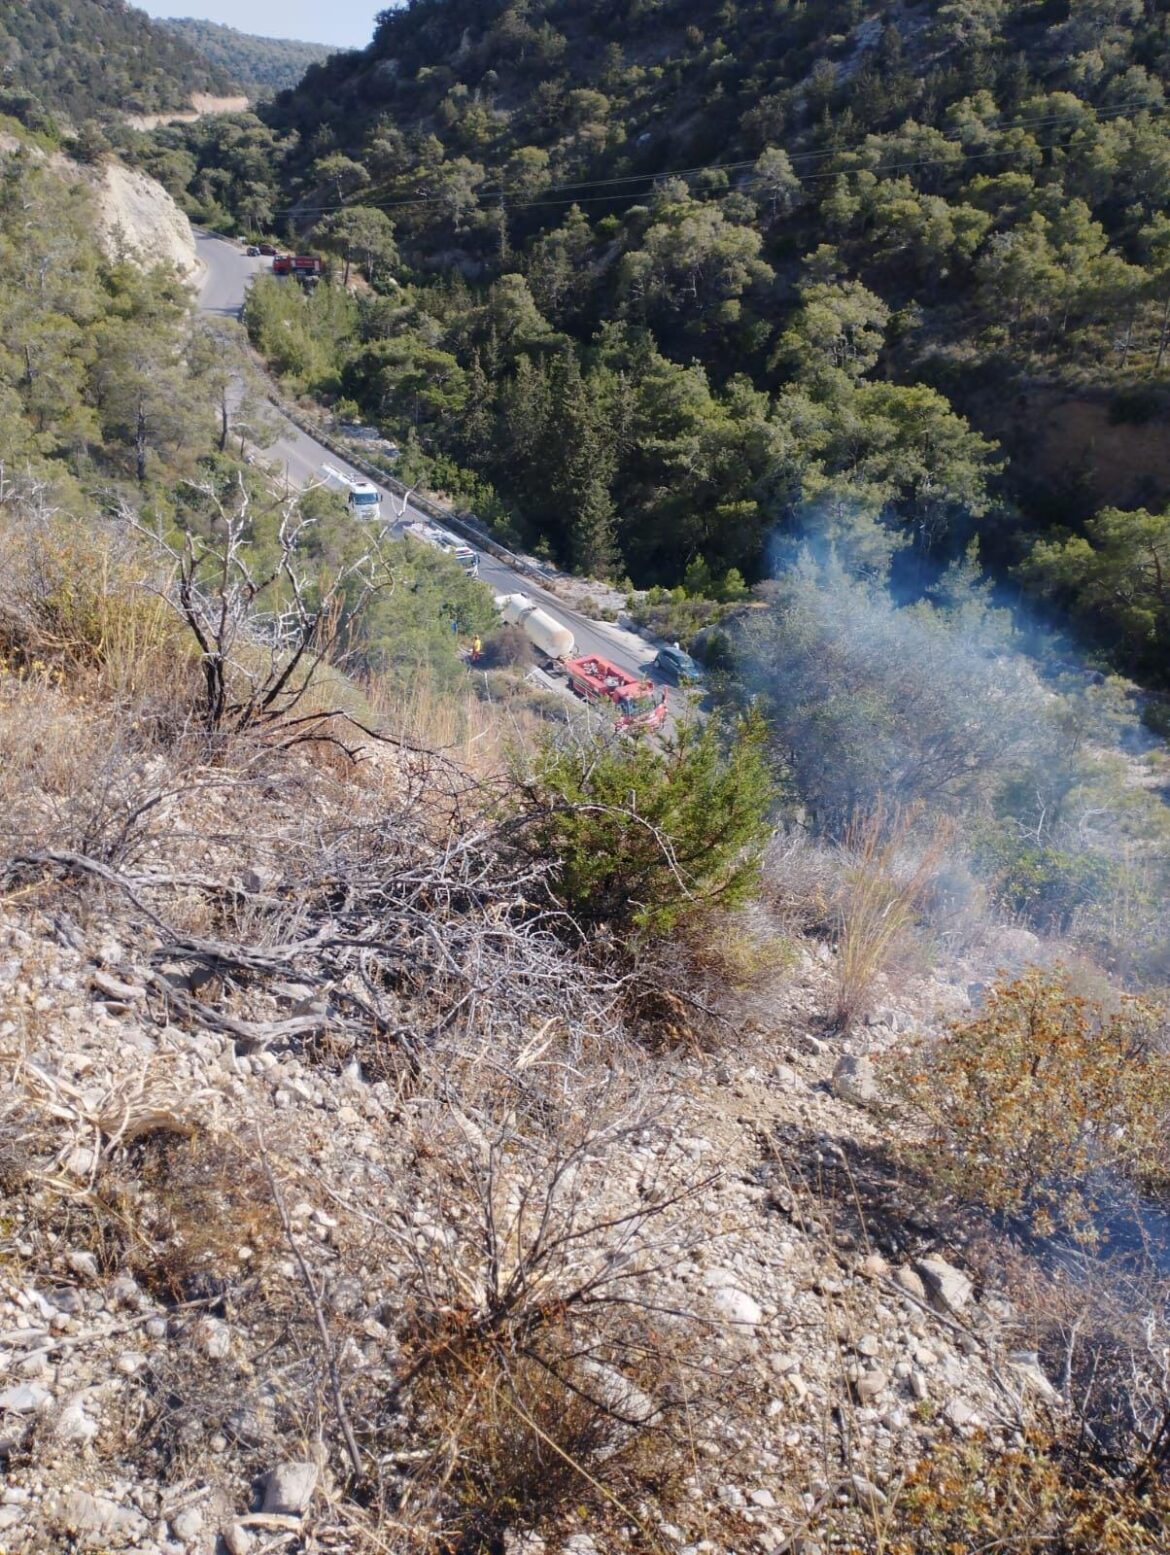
[271, 95, 1168, 218]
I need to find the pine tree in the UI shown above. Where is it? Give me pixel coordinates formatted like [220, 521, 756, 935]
[460, 350, 494, 466]
[544, 351, 620, 575]
[571, 471, 619, 578]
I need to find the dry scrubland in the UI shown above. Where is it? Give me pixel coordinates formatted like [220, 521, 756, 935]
[1, 499, 1170, 1555]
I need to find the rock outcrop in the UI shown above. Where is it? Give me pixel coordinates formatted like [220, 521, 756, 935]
[0, 131, 196, 278]
[93, 161, 197, 277]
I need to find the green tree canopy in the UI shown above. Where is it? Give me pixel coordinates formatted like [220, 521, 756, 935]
[517, 712, 775, 936]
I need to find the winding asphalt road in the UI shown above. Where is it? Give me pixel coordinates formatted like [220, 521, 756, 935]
[195, 232, 654, 679]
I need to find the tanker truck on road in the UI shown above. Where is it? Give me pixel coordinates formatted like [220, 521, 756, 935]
[496, 592, 576, 660]
[494, 593, 667, 732]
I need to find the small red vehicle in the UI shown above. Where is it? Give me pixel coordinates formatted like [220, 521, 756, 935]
[563, 654, 667, 732]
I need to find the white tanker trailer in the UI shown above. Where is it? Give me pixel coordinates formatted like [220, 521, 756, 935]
[495, 592, 576, 660]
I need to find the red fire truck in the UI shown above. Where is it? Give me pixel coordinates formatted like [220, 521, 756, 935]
[272, 255, 322, 276]
[563, 654, 667, 732]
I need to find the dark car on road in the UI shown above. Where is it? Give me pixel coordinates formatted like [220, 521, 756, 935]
[257, 243, 277, 256]
[651, 644, 702, 684]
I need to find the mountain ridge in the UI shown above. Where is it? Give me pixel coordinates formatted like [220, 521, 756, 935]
[0, 0, 237, 124]
[159, 15, 333, 97]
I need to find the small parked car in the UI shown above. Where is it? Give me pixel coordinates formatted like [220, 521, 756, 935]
[245, 245, 260, 256]
[258, 242, 277, 256]
[651, 643, 702, 684]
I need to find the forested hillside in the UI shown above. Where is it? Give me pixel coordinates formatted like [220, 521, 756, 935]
[0, 0, 236, 126]
[0, 136, 499, 696]
[159, 17, 331, 97]
[140, 0, 1170, 687]
[0, 147, 216, 483]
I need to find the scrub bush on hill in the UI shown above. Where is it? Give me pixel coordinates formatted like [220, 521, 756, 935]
[516, 711, 775, 938]
[889, 968, 1170, 1241]
[734, 550, 1170, 980]
[881, 1429, 1170, 1555]
[739, 553, 1049, 835]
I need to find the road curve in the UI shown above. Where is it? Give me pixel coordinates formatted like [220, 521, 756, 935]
[194, 232, 653, 679]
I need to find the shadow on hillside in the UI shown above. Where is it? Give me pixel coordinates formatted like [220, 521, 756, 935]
[759, 1118, 945, 1265]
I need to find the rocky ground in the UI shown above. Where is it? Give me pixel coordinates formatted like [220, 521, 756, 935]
[0, 767, 1065, 1555]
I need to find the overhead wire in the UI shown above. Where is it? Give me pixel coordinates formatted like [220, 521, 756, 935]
[270, 94, 1169, 219]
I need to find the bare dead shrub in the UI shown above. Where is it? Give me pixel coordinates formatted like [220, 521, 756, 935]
[478, 623, 532, 668]
[983, 1248, 1170, 1490]
[125, 472, 388, 745]
[347, 1064, 739, 1549]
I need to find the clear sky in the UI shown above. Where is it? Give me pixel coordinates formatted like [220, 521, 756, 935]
[138, 1, 381, 51]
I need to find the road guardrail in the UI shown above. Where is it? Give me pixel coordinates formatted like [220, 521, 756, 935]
[265, 387, 555, 585]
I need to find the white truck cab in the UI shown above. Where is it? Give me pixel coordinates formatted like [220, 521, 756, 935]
[346, 480, 381, 519]
[322, 464, 382, 522]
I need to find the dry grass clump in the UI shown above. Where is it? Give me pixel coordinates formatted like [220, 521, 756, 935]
[759, 829, 838, 936]
[683, 905, 798, 996]
[367, 665, 552, 777]
[0, 509, 212, 863]
[0, 679, 175, 862]
[0, 511, 197, 733]
[831, 805, 949, 1031]
[618, 907, 797, 1052]
[109, 1128, 286, 1303]
[760, 813, 952, 1031]
[0, 1045, 285, 1304]
[29, 1129, 284, 1303]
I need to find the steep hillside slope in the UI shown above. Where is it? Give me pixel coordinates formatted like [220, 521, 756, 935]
[0, 0, 236, 124]
[1, 84, 1169, 1555]
[159, 16, 331, 97]
[0, 486, 1168, 1555]
[0, 129, 197, 278]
